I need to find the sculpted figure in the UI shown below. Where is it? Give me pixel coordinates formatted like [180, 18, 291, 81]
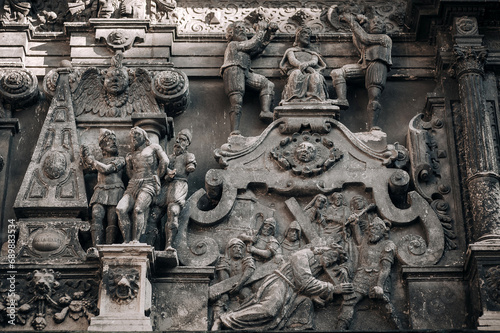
[325, 193, 350, 242]
[2, 0, 31, 23]
[240, 217, 282, 264]
[304, 194, 328, 237]
[279, 26, 329, 103]
[337, 216, 401, 329]
[162, 129, 196, 250]
[218, 244, 353, 330]
[326, 193, 357, 278]
[220, 20, 278, 136]
[116, 127, 169, 243]
[330, 13, 392, 130]
[281, 221, 302, 259]
[211, 238, 256, 331]
[349, 195, 375, 232]
[81, 129, 125, 246]
[120, 0, 146, 19]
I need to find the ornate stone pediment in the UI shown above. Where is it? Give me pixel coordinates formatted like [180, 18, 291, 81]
[178, 116, 445, 268]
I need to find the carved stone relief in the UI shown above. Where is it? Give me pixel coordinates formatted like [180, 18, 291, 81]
[171, 1, 407, 35]
[0, 69, 39, 118]
[43, 52, 189, 119]
[0, 269, 98, 330]
[220, 19, 277, 135]
[105, 267, 140, 305]
[175, 110, 447, 329]
[0, 0, 408, 35]
[0, 2, 494, 331]
[484, 266, 500, 307]
[408, 97, 458, 250]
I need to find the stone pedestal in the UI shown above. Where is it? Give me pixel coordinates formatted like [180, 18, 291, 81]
[402, 266, 466, 329]
[465, 243, 500, 331]
[89, 244, 153, 332]
[151, 266, 214, 331]
[274, 102, 340, 120]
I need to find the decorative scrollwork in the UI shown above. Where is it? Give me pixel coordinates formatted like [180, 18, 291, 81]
[152, 68, 190, 116]
[0, 69, 38, 106]
[398, 234, 427, 256]
[431, 199, 457, 250]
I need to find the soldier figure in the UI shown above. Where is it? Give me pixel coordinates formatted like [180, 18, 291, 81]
[81, 129, 125, 246]
[336, 215, 401, 330]
[163, 129, 196, 250]
[330, 13, 392, 130]
[210, 238, 256, 331]
[221, 20, 278, 136]
[116, 127, 169, 243]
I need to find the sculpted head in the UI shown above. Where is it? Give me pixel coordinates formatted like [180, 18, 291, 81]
[368, 217, 390, 243]
[99, 129, 118, 156]
[130, 127, 150, 150]
[350, 195, 367, 211]
[330, 192, 345, 207]
[261, 217, 276, 237]
[295, 141, 317, 163]
[173, 128, 192, 155]
[226, 21, 247, 42]
[286, 221, 301, 242]
[104, 67, 129, 96]
[313, 194, 327, 209]
[293, 26, 312, 47]
[314, 243, 346, 269]
[368, 16, 386, 34]
[226, 238, 245, 260]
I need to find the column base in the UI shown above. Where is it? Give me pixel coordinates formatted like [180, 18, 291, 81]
[88, 315, 153, 331]
[478, 311, 500, 331]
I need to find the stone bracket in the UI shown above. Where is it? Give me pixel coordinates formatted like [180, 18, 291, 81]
[90, 19, 150, 51]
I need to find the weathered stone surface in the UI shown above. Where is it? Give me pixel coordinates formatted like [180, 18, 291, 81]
[2, 1, 500, 331]
[88, 244, 153, 331]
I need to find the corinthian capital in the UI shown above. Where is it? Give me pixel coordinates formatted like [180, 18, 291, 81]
[452, 45, 488, 78]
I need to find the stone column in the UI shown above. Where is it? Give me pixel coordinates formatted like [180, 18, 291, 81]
[452, 16, 500, 331]
[89, 244, 153, 331]
[452, 17, 500, 243]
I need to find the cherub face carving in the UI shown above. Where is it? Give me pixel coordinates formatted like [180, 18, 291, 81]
[103, 68, 129, 96]
[295, 142, 317, 163]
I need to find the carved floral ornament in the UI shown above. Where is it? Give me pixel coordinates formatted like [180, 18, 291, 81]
[455, 16, 479, 36]
[172, 1, 407, 35]
[0, 269, 97, 330]
[0, 0, 408, 35]
[451, 46, 488, 78]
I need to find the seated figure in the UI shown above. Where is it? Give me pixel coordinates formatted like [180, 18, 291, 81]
[279, 26, 329, 104]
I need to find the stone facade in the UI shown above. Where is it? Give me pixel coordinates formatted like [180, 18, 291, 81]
[1, 0, 500, 331]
